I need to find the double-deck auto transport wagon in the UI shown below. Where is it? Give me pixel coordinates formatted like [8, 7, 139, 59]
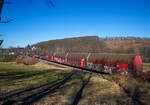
[32, 52, 143, 76]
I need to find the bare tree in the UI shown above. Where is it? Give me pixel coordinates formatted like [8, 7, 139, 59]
[0, 0, 12, 23]
[0, 0, 4, 21]
[0, 0, 54, 23]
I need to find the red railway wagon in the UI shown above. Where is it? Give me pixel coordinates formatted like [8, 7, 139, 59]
[67, 53, 88, 67]
[52, 53, 66, 64]
[43, 52, 142, 76]
[87, 53, 135, 74]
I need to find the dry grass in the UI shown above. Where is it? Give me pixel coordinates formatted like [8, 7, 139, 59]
[77, 74, 132, 105]
[103, 75, 150, 105]
[0, 62, 150, 105]
[0, 62, 71, 94]
[143, 63, 150, 72]
[32, 62, 69, 70]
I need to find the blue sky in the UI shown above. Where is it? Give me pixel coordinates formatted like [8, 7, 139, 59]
[0, 0, 150, 48]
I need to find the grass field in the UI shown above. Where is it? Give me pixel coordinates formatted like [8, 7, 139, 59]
[0, 62, 150, 105]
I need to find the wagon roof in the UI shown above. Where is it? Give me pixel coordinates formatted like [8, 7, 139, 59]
[68, 53, 88, 58]
[55, 53, 66, 57]
[89, 53, 135, 64]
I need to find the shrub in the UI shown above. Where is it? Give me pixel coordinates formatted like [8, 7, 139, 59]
[16, 56, 39, 65]
[0, 55, 17, 62]
[23, 57, 39, 65]
[16, 55, 25, 64]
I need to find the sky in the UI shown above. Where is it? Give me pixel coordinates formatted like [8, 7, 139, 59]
[0, 0, 150, 48]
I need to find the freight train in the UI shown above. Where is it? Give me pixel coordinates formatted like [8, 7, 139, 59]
[30, 52, 143, 76]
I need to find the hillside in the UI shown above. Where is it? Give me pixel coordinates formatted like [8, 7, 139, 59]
[33, 36, 105, 53]
[28, 36, 150, 57]
[105, 38, 150, 50]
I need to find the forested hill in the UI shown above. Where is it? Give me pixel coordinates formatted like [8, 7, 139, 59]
[32, 36, 106, 53]
[29, 36, 150, 56]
